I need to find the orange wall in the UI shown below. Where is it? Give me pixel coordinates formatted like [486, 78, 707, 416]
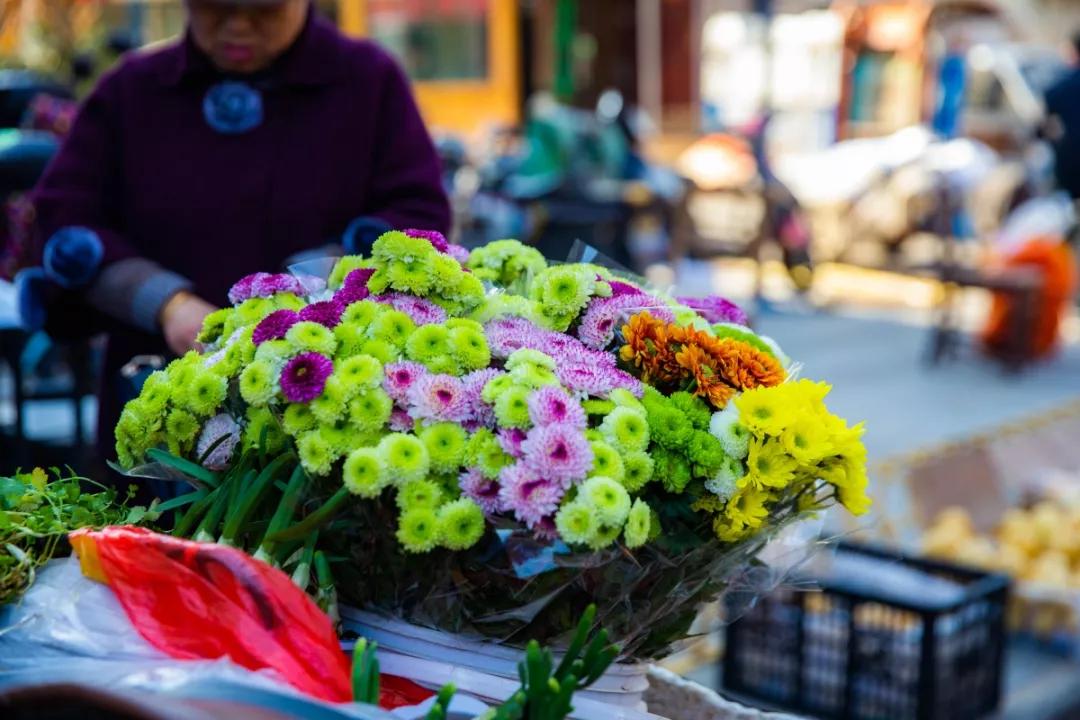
[336, 0, 521, 134]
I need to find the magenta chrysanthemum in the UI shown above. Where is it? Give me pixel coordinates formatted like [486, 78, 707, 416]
[608, 279, 646, 296]
[497, 463, 564, 527]
[677, 295, 749, 326]
[527, 386, 586, 429]
[408, 373, 468, 423]
[498, 427, 528, 458]
[520, 424, 593, 486]
[252, 309, 300, 345]
[335, 268, 374, 305]
[389, 406, 413, 432]
[299, 299, 344, 328]
[460, 466, 501, 514]
[228, 272, 306, 305]
[374, 292, 447, 326]
[405, 228, 450, 254]
[532, 515, 558, 542]
[280, 352, 333, 403]
[384, 361, 427, 403]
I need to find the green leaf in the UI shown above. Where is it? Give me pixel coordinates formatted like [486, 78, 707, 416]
[155, 489, 207, 514]
[265, 487, 351, 543]
[146, 448, 220, 487]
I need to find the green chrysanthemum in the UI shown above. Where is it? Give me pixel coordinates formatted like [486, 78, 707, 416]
[430, 254, 463, 292]
[453, 273, 486, 310]
[388, 257, 435, 295]
[328, 255, 372, 289]
[608, 388, 646, 414]
[360, 338, 398, 364]
[166, 353, 199, 387]
[297, 430, 335, 476]
[184, 372, 228, 417]
[449, 327, 490, 371]
[494, 386, 531, 428]
[620, 451, 655, 493]
[377, 432, 430, 484]
[272, 292, 306, 312]
[465, 429, 512, 479]
[624, 498, 651, 549]
[137, 372, 171, 416]
[424, 355, 460, 375]
[341, 299, 380, 327]
[588, 523, 622, 551]
[438, 498, 486, 550]
[589, 441, 625, 483]
[396, 477, 444, 512]
[396, 507, 439, 553]
[420, 422, 468, 473]
[254, 339, 295, 368]
[505, 348, 556, 371]
[480, 374, 514, 404]
[336, 354, 383, 394]
[319, 423, 354, 456]
[310, 377, 348, 425]
[333, 322, 367, 357]
[244, 408, 287, 453]
[369, 309, 416, 348]
[555, 501, 597, 546]
[405, 324, 451, 363]
[538, 267, 590, 314]
[236, 297, 274, 324]
[343, 447, 389, 498]
[582, 399, 616, 416]
[509, 363, 559, 389]
[224, 331, 256, 368]
[282, 403, 317, 436]
[599, 407, 650, 453]
[165, 409, 199, 444]
[286, 320, 337, 355]
[197, 308, 232, 345]
[445, 318, 484, 333]
[348, 388, 393, 432]
[239, 360, 277, 406]
[579, 475, 631, 526]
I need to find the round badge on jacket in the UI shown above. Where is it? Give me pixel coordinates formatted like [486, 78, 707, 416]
[203, 81, 263, 135]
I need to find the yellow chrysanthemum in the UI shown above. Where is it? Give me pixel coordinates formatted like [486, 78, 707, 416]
[780, 417, 833, 465]
[733, 387, 792, 437]
[742, 438, 797, 490]
[724, 487, 770, 529]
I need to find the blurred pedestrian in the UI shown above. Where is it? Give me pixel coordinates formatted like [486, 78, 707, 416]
[1044, 32, 1080, 200]
[29, 0, 449, 459]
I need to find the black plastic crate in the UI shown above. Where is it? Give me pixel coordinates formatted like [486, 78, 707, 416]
[722, 541, 1010, 720]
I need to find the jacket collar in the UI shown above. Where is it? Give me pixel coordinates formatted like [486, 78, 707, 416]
[157, 8, 342, 88]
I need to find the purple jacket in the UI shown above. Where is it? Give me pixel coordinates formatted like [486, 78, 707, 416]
[31, 10, 449, 452]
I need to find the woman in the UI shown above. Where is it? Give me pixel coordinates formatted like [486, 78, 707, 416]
[31, 0, 449, 457]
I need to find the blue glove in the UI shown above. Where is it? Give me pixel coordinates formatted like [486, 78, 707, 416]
[342, 216, 393, 256]
[43, 226, 103, 288]
[15, 267, 48, 331]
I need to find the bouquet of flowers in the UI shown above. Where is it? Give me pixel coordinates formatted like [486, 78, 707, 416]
[115, 230, 869, 659]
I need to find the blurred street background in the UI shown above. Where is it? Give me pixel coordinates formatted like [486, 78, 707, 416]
[1, 1, 1079, 717]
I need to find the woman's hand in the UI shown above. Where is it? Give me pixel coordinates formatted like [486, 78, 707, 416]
[160, 291, 217, 356]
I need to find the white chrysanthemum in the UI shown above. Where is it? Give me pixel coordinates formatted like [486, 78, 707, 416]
[704, 455, 744, 501]
[710, 405, 750, 459]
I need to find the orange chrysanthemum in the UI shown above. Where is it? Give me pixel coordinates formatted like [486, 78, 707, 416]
[674, 344, 736, 408]
[708, 338, 786, 389]
[620, 312, 680, 383]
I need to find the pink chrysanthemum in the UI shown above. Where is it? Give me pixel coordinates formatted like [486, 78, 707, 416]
[463, 368, 500, 428]
[577, 295, 672, 350]
[252, 309, 300, 345]
[447, 244, 471, 264]
[383, 361, 427, 404]
[460, 467, 501, 515]
[520, 424, 593, 486]
[299, 299, 344, 328]
[485, 316, 544, 358]
[498, 463, 564, 527]
[374, 292, 447, 326]
[677, 295, 750, 326]
[389, 406, 413, 432]
[280, 352, 333, 403]
[498, 427, 528, 458]
[555, 362, 637, 398]
[405, 228, 450, 254]
[408, 373, 468, 423]
[228, 272, 306, 305]
[527, 386, 586, 429]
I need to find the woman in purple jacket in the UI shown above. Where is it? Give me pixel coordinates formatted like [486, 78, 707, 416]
[30, 0, 449, 456]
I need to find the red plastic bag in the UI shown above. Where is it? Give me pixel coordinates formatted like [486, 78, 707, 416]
[70, 526, 353, 703]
